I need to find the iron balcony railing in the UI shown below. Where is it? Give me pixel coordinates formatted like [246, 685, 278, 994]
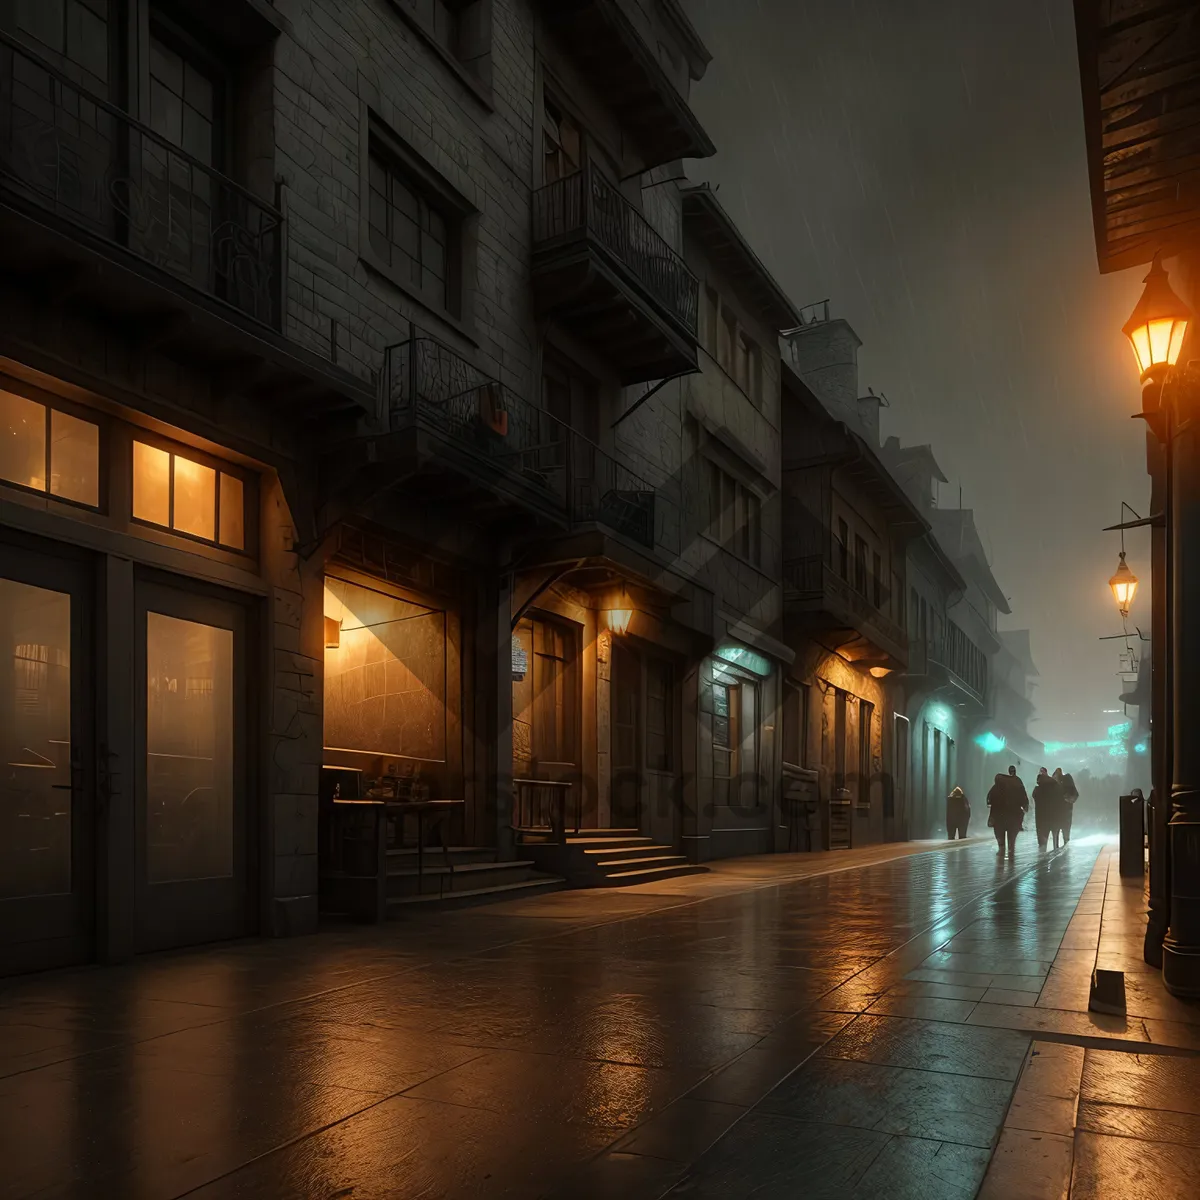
[783, 554, 908, 653]
[383, 337, 666, 551]
[532, 163, 699, 338]
[0, 33, 282, 329]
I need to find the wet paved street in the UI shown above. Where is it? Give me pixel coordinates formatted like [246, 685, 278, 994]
[1, 838, 1196, 1199]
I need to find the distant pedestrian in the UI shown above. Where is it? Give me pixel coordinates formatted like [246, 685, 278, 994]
[946, 786, 971, 840]
[1033, 768, 1064, 851]
[1053, 768, 1078, 847]
[988, 767, 1027, 859]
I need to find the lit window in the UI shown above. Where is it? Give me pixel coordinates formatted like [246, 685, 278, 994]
[0, 389, 99, 507]
[132, 440, 246, 550]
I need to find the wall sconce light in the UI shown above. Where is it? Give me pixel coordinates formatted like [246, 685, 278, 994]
[604, 608, 633, 636]
[324, 616, 341, 649]
[869, 666, 891, 679]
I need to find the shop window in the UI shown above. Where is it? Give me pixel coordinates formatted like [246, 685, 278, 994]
[646, 658, 672, 772]
[131, 440, 246, 550]
[0, 390, 100, 508]
[512, 616, 577, 774]
[323, 576, 447, 763]
[859, 701, 875, 806]
[713, 679, 740, 804]
[783, 681, 808, 769]
[0, 577, 72, 899]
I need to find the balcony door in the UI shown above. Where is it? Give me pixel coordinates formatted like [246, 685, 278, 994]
[0, 539, 95, 975]
[135, 579, 252, 952]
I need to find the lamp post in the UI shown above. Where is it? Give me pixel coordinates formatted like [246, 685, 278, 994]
[1122, 254, 1200, 996]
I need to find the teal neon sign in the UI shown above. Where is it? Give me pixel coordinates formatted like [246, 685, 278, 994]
[714, 642, 772, 678]
[975, 732, 1006, 754]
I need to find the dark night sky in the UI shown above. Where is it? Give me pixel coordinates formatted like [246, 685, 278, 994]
[684, 0, 1152, 753]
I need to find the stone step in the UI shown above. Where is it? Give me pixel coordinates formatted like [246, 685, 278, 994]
[387, 846, 498, 866]
[593, 854, 690, 870]
[593, 863, 710, 886]
[585, 842, 674, 860]
[387, 876, 567, 911]
[386, 859, 543, 897]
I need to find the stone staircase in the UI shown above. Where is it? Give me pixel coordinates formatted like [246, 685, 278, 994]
[522, 829, 709, 888]
[385, 846, 565, 910]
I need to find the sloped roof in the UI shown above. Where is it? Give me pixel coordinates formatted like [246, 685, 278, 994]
[931, 509, 1012, 615]
[680, 185, 803, 330]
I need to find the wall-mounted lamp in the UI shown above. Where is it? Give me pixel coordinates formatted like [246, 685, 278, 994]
[324, 616, 342, 649]
[869, 666, 892, 679]
[604, 608, 633, 636]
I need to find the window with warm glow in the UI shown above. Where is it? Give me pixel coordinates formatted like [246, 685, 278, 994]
[132, 440, 246, 550]
[0, 389, 100, 507]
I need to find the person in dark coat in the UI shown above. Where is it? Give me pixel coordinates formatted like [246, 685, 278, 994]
[988, 768, 1026, 858]
[946, 786, 970, 840]
[1032, 768, 1064, 851]
[1053, 768, 1078, 847]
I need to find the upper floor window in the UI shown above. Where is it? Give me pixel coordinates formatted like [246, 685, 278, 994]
[854, 535, 868, 595]
[705, 461, 762, 568]
[543, 99, 581, 184]
[390, 1, 493, 95]
[367, 132, 458, 318]
[15, 0, 110, 85]
[147, 29, 220, 167]
[835, 518, 849, 580]
[704, 286, 764, 408]
[872, 552, 883, 609]
[132, 439, 246, 551]
[0, 389, 100, 508]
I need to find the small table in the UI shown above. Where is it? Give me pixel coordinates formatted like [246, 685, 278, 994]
[388, 799, 465, 893]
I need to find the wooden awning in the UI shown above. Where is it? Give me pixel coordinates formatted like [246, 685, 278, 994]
[1074, 1, 1200, 272]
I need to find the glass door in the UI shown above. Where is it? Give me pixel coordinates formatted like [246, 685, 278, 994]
[0, 540, 94, 975]
[135, 579, 251, 952]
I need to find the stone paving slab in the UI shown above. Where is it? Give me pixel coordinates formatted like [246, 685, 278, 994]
[0, 839, 1113, 1199]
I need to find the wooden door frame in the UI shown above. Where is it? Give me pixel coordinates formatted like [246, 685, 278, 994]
[133, 568, 258, 952]
[0, 529, 97, 975]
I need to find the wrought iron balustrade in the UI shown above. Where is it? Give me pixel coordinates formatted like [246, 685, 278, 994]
[383, 337, 662, 551]
[783, 554, 908, 652]
[532, 164, 699, 337]
[0, 33, 282, 329]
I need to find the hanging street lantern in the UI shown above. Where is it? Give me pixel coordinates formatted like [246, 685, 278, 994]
[1123, 253, 1191, 382]
[1109, 551, 1139, 619]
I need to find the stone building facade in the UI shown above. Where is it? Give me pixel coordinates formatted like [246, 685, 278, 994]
[0, 0, 768, 976]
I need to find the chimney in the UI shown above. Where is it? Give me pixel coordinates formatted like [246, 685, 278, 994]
[857, 390, 883, 447]
[782, 317, 862, 428]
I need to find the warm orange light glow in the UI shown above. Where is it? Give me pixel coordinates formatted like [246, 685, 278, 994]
[604, 609, 633, 635]
[1123, 255, 1191, 380]
[324, 616, 341, 649]
[1109, 551, 1139, 618]
[869, 666, 892, 679]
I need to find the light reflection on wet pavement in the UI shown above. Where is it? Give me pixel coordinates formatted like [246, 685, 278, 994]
[0, 841, 1105, 1198]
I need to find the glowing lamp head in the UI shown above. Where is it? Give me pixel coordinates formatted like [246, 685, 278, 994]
[1109, 551, 1139, 618]
[1122, 254, 1191, 381]
[324, 616, 341, 649]
[868, 666, 891, 679]
[604, 608, 633, 636]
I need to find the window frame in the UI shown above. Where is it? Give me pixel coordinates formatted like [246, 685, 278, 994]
[385, 0, 495, 107]
[0, 380, 106, 514]
[782, 679, 809, 770]
[858, 700, 875, 808]
[128, 426, 256, 556]
[360, 111, 475, 330]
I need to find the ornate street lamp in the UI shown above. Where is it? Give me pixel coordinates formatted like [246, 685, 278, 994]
[1122, 254, 1200, 996]
[1123, 255, 1190, 382]
[1109, 551, 1139, 619]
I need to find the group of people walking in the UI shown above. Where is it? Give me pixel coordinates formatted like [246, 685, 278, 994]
[944, 765, 1079, 859]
